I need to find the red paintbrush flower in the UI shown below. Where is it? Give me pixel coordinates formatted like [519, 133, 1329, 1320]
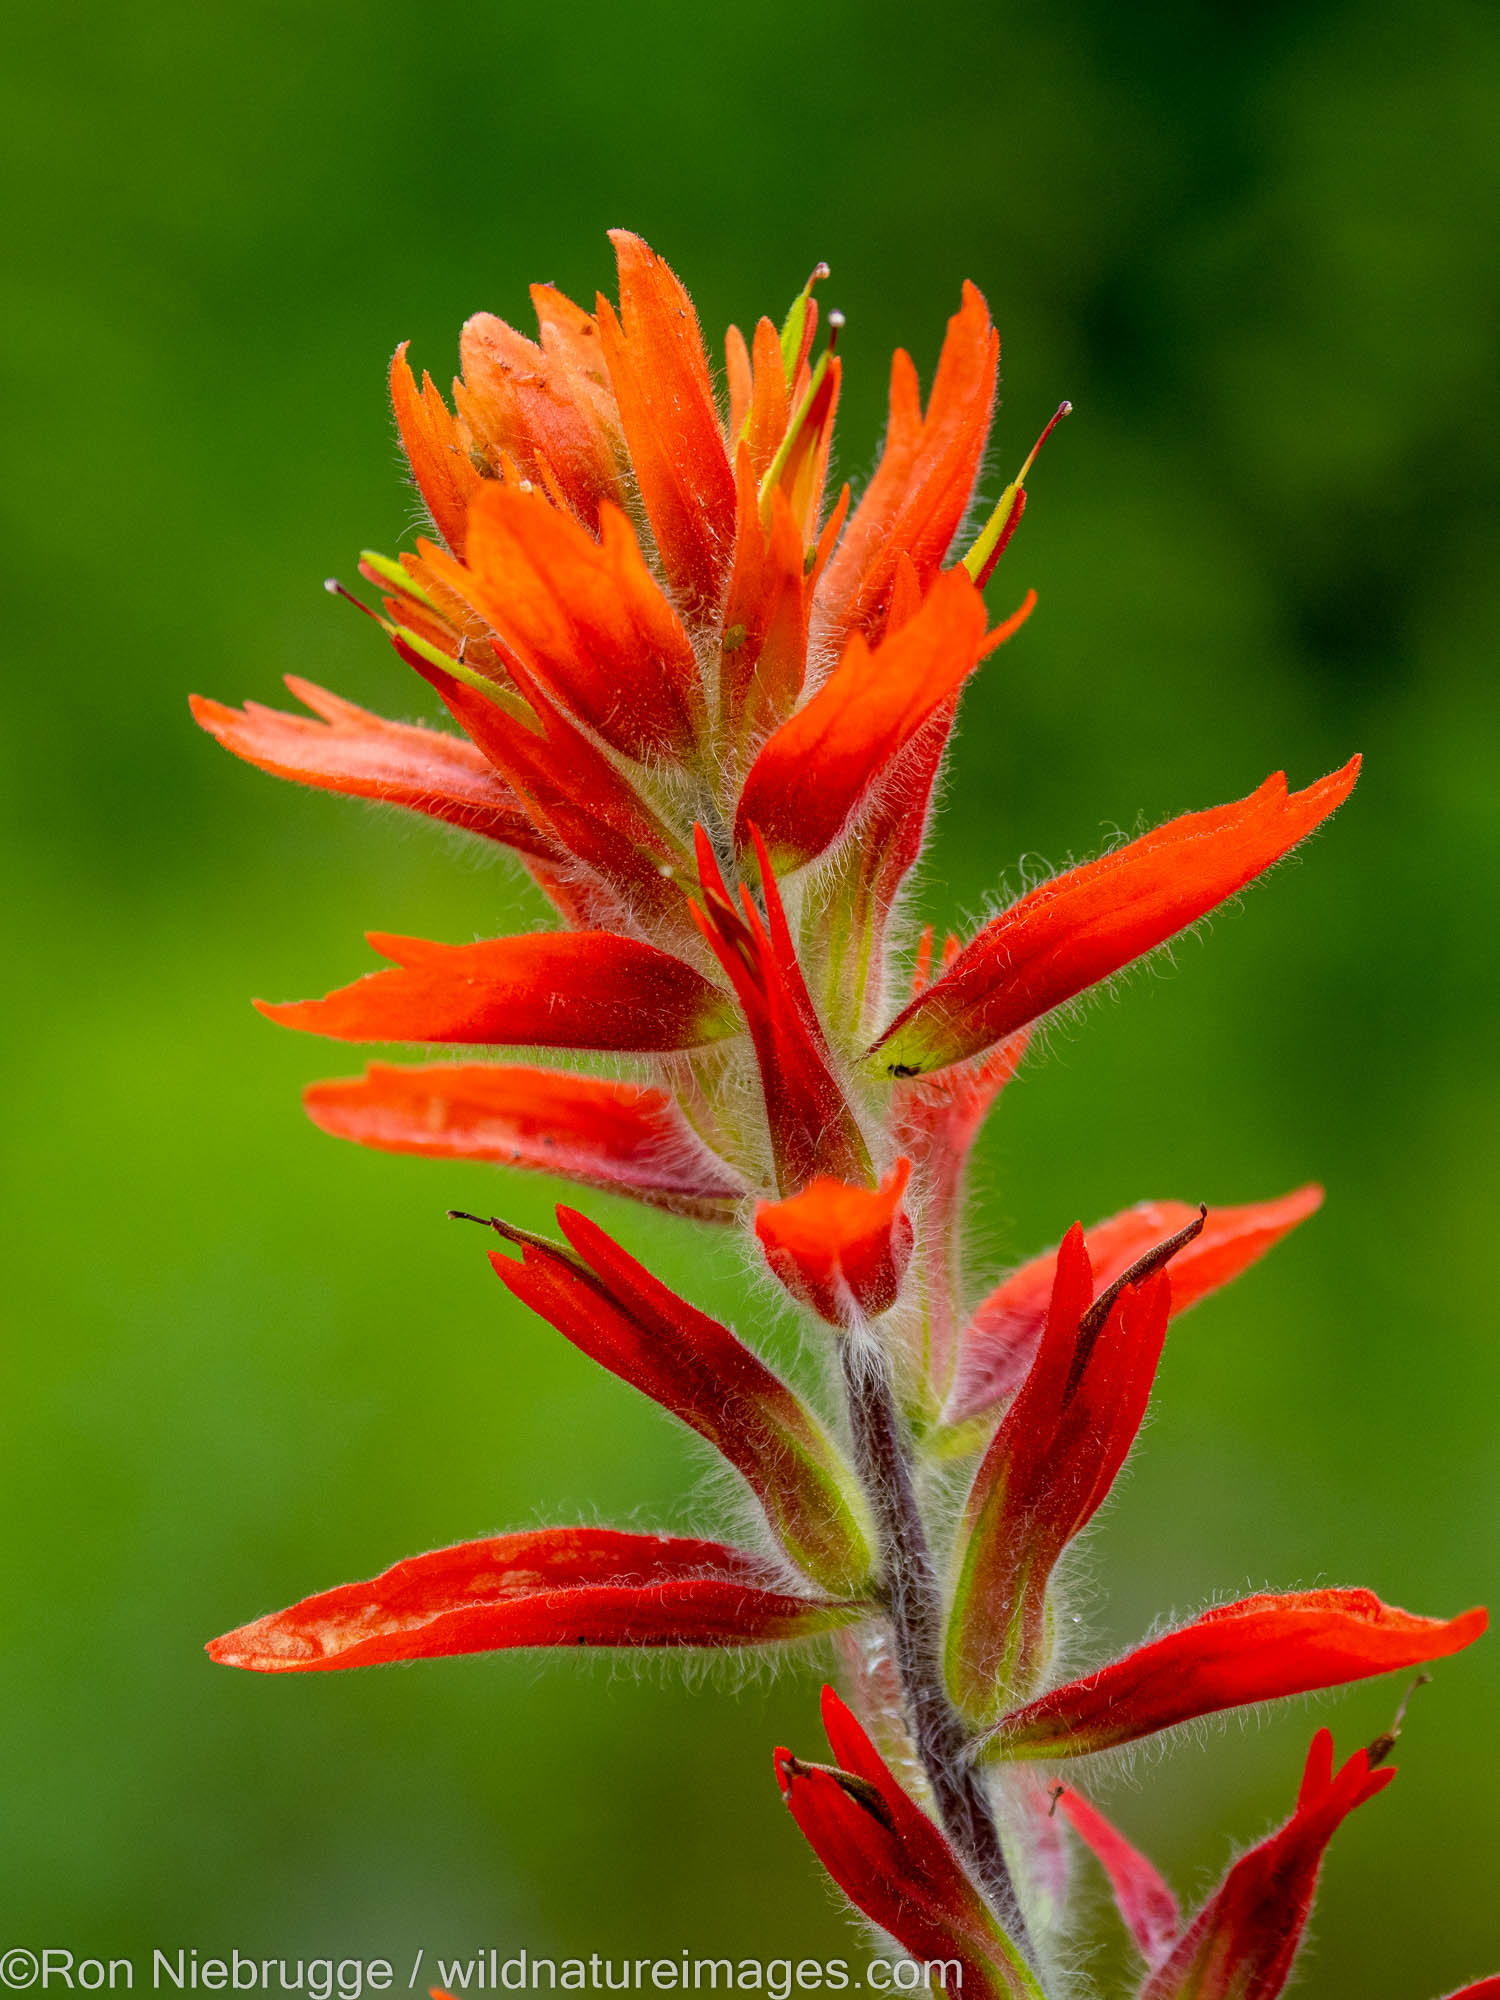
[944, 1185, 1324, 1426]
[304, 1062, 746, 1219]
[1138, 1728, 1393, 2000]
[775, 1687, 1043, 2000]
[944, 1216, 1202, 1722]
[198, 228, 1487, 1993]
[480, 1205, 875, 1593]
[207, 1527, 865, 1673]
[981, 1590, 1488, 1760]
[870, 760, 1361, 1079]
[754, 1159, 915, 1326]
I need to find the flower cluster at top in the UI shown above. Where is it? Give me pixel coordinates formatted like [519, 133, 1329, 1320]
[193, 233, 1491, 2000]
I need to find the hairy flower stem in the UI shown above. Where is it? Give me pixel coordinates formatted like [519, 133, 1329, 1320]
[839, 1333, 1035, 1965]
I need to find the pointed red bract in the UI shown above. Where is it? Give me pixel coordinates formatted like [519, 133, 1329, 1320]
[256, 930, 737, 1052]
[755, 1160, 914, 1326]
[486, 1208, 874, 1593]
[691, 826, 872, 1193]
[737, 569, 1000, 870]
[303, 1063, 745, 1219]
[983, 1591, 1488, 1759]
[775, 1687, 1039, 2000]
[871, 760, 1362, 1078]
[207, 1528, 861, 1672]
[1139, 1729, 1393, 2000]
[596, 231, 738, 614]
[1055, 1788, 1179, 1967]
[945, 1224, 1185, 1721]
[720, 461, 810, 745]
[390, 343, 480, 555]
[818, 284, 998, 645]
[945, 1185, 1324, 1425]
[189, 678, 560, 860]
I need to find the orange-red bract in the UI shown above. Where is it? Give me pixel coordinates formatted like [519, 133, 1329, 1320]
[256, 930, 737, 1052]
[945, 1223, 1185, 1722]
[775, 1687, 1037, 2000]
[456, 284, 626, 530]
[485, 1207, 874, 1594]
[691, 826, 872, 1193]
[389, 342, 480, 554]
[1140, 1729, 1394, 2000]
[736, 568, 995, 870]
[595, 230, 737, 615]
[983, 1591, 1488, 1759]
[207, 1528, 863, 1672]
[945, 1185, 1324, 1425]
[754, 1159, 914, 1326]
[407, 648, 696, 938]
[871, 760, 1362, 1079]
[423, 485, 704, 762]
[818, 282, 998, 646]
[189, 678, 558, 860]
[303, 1062, 745, 1219]
[1055, 1787, 1179, 1968]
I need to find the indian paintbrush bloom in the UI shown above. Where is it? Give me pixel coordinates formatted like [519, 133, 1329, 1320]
[196, 231, 1490, 1997]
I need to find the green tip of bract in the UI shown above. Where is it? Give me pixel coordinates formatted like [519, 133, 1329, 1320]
[779, 261, 830, 388]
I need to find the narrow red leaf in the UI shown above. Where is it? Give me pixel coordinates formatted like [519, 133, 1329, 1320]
[208, 1528, 861, 1672]
[983, 1591, 1488, 1760]
[871, 760, 1362, 1078]
[303, 1063, 746, 1219]
[255, 930, 738, 1052]
[1055, 1788, 1179, 1966]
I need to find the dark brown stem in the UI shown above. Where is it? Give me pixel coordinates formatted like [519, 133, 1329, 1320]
[839, 1334, 1035, 1964]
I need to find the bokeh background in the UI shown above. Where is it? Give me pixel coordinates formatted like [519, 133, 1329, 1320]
[4, 0, 1497, 1991]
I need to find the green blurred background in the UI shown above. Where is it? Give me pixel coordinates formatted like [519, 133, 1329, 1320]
[4, 0, 1497, 1991]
